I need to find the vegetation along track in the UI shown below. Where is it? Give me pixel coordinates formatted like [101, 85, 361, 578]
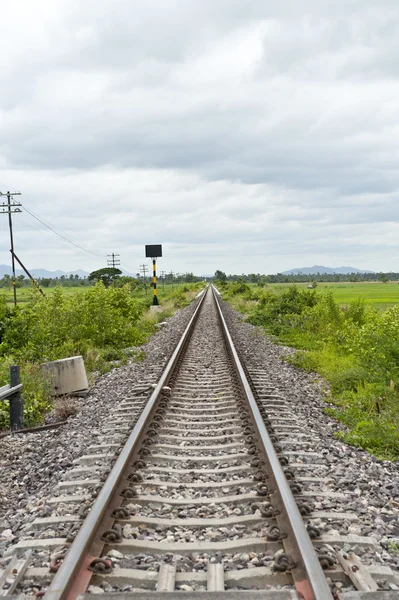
[1, 287, 398, 599]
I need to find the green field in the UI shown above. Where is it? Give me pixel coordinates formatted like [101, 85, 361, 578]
[266, 282, 399, 309]
[0, 281, 203, 430]
[4, 281, 399, 309]
[221, 279, 399, 459]
[1, 283, 186, 306]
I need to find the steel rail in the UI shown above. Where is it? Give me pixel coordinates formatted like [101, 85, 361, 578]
[44, 288, 208, 600]
[212, 285, 333, 600]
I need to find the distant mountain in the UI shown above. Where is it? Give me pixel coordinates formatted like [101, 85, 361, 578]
[282, 265, 375, 275]
[0, 264, 90, 278]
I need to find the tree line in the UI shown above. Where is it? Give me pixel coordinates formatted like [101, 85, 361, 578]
[0, 271, 202, 289]
[213, 270, 399, 284]
[2, 268, 397, 291]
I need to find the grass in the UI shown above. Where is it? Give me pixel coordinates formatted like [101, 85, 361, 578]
[2, 286, 82, 305]
[0, 281, 203, 430]
[219, 281, 399, 460]
[259, 282, 399, 309]
[6, 281, 399, 309]
[2, 282, 193, 306]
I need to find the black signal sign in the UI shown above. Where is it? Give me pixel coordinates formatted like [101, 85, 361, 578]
[145, 244, 162, 258]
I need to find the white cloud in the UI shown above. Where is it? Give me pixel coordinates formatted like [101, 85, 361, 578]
[1, 0, 399, 274]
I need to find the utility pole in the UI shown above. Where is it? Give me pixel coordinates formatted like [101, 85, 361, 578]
[160, 270, 166, 289]
[0, 191, 22, 306]
[169, 270, 174, 290]
[107, 253, 120, 269]
[140, 264, 149, 295]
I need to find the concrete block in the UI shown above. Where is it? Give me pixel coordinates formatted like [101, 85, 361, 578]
[149, 305, 162, 313]
[41, 356, 89, 396]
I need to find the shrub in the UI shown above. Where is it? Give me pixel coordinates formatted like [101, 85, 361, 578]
[54, 397, 79, 420]
[0, 357, 52, 429]
[0, 283, 150, 429]
[222, 283, 399, 459]
[248, 286, 319, 335]
[0, 281, 200, 430]
[1, 283, 144, 363]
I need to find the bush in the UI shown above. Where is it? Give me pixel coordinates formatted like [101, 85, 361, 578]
[248, 286, 319, 335]
[0, 281, 201, 430]
[222, 283, 399, 459]
[1, 284, 144, 363]
[0, 283, 150, 429]
[0, 357, 52, 429]
[167, 288, 190, 309]
[54, 397, 79, 420]
[224, 282, 253, 299]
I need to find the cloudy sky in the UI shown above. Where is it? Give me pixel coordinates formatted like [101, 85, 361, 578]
[1, 0, 399, 275]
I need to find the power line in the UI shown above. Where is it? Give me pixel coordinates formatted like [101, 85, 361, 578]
[120, 261, 138, 274]
[23, 206, 105, 258]
[16, 216, 92, 257]
[17, 213, 106, 259]
[23, 205, 96, 248]
[18, 216, 44, 233]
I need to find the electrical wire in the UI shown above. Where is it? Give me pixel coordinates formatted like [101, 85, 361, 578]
[19, 216, 47, 234]
[6, 204, 136, 272]
[23, 207, 92, 247]
[23, 206, 105, 258]
[17, 217, 79, 255]
[120, 261, 138, 274]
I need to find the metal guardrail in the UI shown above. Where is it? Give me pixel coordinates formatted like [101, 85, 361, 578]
[0, 383, 22, 401]
[0, 366, 23, 430]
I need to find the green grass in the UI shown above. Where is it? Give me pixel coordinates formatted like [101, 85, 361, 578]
[2, 283, 192, 306]
[263, 282, 399, 309]
[220, 281, 399, 460]
[7, 281, 399, 309]
[1, 286, 82, 305]
[0, 281, 203, 430]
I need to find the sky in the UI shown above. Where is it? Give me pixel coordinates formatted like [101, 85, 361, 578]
[1, 0, 399, 276]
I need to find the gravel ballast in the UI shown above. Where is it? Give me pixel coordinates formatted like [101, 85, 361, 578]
[1, 289, 399, 594]
[0, 297, 201, 554]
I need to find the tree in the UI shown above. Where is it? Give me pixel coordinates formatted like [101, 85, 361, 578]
[88, 267, 122, 287]
[214, 270, 227, 282]
[0, 274, 12, 288]
[114, 275, 137, 289]
[379, 273, 389, 284]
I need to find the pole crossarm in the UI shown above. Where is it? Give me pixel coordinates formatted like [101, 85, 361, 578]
[0, 191, 22, 306]
[0, 204, 22, 214]
[107, 253, 120, 268]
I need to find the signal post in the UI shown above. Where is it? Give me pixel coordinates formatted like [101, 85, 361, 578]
[145, 244, 162, 306]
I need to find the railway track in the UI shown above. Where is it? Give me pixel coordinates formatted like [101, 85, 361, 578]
[1, 286, 398, 599]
